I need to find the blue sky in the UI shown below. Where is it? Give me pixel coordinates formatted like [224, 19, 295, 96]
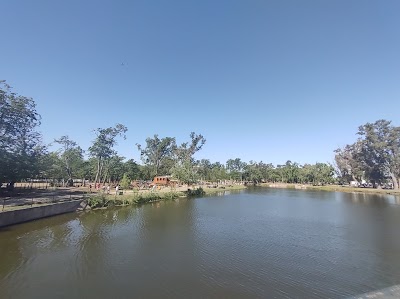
[1, 0, 400, 165]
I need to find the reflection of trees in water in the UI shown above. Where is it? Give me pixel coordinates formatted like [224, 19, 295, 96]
[129, 199, 203, 291]
[344, 192, 397, 206]
[0, 213, 79, 281]
[0, 230, 24, 282]
[337, 191, 400, 288]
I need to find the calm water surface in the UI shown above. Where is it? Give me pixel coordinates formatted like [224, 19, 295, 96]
[1, 188, 400, 298]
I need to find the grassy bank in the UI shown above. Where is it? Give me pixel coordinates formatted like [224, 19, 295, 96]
[307, 185, 400, 195]
[203, 185, 247, 194]
[87, 191, 184, 208]
[86, 185, 247, 209]
[259, 183, 400, 196]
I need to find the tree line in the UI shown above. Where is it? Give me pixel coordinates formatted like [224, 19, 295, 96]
[1, 81, 398, 190]
[335, 120, 400, 189]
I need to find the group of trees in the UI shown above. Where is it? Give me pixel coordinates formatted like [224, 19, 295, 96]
[3, 82, 398, 190]
[335, 120, 400, 190]
[196, 159, 335, 185]
[0, 81, 44, 186]
[136, 132, 206, 184]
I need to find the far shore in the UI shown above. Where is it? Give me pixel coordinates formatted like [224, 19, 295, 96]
[259, 183, 400, 196]
[5, 181, 400, 214]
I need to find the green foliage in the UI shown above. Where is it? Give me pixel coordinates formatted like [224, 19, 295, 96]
[335, 119, 400, 189]
[226, 158, 246, 180]
[124, 159, 141, 180]
[0, 81, 44, 183]
[197, 160, 228, 182]
[171, 132, 206, 184]
[171, 160, 199, 185]
[186, 187, 205, 197]
[133, 192, 161, 204]
[163, 191, 181, 200]
[136, 135, 176, 177]
[174, 132, 206, 163]
[105, 155, 126, 182]
[88, 124, 127, 183]
[3, 82, 396, 192]
[120, 173, 131, 190]
[54, 135, 84, 181]
[87, 194, 108, 208]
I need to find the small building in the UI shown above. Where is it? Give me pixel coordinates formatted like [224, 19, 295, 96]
[153, 176, 178, 187]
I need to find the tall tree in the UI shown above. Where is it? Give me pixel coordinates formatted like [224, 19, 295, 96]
[226, 158, 246, 181]
[37, 151, 64, 183]
[174, 132, 206, 163]
[88, 124, 127, 184]
[356, 120, 400, 189]
[171, 132, 206, 184]
[136, 135, 176, 177]
[124, 159, 141, 180]
[0, 81, 44, 184]
[103, 155, 125, 183]
[54, 136, 84, 186]
[334, 143, 364, 184]
[243, 161, 263, 184]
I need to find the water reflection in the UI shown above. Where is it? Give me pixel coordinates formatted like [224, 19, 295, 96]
[1, 188, 400, 298]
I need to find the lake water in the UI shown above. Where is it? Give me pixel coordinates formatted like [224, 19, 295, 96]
[1, 188, 400, 298]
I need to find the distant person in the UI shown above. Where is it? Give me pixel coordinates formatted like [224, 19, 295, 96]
[115, 185, 119, 195]
[107, 185, 110, 194]
[89, 184, 92, 193]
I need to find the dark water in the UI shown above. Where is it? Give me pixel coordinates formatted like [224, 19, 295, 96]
[1, 188, 400, 299]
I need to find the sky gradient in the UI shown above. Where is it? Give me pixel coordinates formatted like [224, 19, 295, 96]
[1, 0, 400, 165]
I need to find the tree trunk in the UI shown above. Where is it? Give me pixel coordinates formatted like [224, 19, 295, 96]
[389, 173, 399, 190]
[94, 158, 101, 184]
[393, 176, 398, 190]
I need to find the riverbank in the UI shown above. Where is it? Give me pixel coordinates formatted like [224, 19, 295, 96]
[0, 200, 84, 228]
[87, 184, 247, 208]
[260, 183, 400, 196]
[0, 185, 246, 227]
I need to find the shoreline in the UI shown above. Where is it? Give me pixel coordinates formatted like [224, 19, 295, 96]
[0, 185, 247, 227]
[259, 183, 400, 196]
[86, 184, 247, 209]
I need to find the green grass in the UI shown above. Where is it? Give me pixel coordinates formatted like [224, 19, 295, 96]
[203, 185, 246, 194]
[307, 185, 400, 195]
[86, 185, 248, 209]
[259, 183, 400, 196]
[86, 190, 185, 208]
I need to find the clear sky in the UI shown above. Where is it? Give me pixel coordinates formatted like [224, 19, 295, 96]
[1, 0, 400, 165]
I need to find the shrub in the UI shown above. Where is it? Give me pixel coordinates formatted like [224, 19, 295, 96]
[186, 187, 205, 197]
[133, 192, 161, 204]
[163, 191, 180, 200]
[87, 194, 108, 208]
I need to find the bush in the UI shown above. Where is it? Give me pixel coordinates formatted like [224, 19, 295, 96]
[186, 187, 205, 197]
[133, 192, 161, 204]
[163, 191, 180, 200]
[87, 194, 108, 208]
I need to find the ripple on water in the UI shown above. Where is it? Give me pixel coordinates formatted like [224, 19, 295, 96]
[2, 189, 400, 298]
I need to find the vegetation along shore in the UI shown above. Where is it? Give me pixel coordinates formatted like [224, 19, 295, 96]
[1, 81, 400, 211]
